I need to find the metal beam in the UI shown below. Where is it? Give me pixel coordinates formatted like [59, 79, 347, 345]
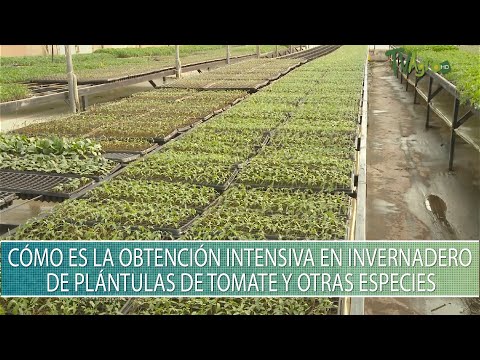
[426, 77, 434, 127]
[413, 76, 421, 104]
[350, 52, 369, 316]
[428, 70, 457, 97]
[430, 86, 443, 100]
[455, 110, 474, 128]
[449, 98, 460, 171]
[79, 95, 88, 112]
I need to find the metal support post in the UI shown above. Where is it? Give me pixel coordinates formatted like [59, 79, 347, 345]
[65, 45, 79, 113]
[413, 76, 420, 104]
[175, 45, 182, 78]
[426, 77, 434, 127]
[448, 98, 460, 171]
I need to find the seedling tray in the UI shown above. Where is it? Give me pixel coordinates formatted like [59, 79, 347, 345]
[253, 133, 272, 150]
[150, 216, 200, 237]
[188, 169, 240, 192]
[65, 215, 200, 238]
[194, 196, 222, 214]
[263, 226, 350, 240]
[0, 164, 122, 182]
[0, 171, 96, 200]
[0, 224, 19, 236]
[241, 176, 355, 194]
[127, 169, 240, 192]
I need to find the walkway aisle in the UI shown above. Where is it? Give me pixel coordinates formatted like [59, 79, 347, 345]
[364, 61, 480, 315]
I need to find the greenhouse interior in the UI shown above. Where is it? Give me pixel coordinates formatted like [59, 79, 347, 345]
[0, 44, 478, 315]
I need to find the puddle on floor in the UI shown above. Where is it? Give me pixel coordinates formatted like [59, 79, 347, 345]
[464, 298, 480, 314]
[424, 194, 457, 238]
[0, 199, 56, 228]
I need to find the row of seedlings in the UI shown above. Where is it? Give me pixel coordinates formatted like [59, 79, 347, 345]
[120, 46, 366, 314]
[2, 89, 248, 199]
[0, 48, 344, 313]
[21, 46, 284, 84]
[182, 46, 366, 243]
[1, 46, 365, 314]
[166, 58, 302, 90]
[0, 57, 303, 314]
[12, 89, 247, 152]
[0, 69, 282, 313]
[0, 134, 117, 199]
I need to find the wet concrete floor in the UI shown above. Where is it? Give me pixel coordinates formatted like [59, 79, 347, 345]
[365, 61, 480, 315]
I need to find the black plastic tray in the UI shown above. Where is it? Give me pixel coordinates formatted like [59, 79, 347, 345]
[0, 171, 96, 200]
[193, 196, 222, 214]
[123, 168, 240, 192]
[150, 216, 200, 236]
[192, 169, 240, 192]
[0, 224, 19, 236]
[253, 133, 271, 150]
[0, 163, 122, 182]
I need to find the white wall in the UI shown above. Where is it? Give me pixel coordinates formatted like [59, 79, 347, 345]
[368, 45, 390, 50]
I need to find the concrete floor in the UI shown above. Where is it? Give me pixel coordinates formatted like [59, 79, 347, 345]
[364, 61, 480, 315]
[0, 199, 56, 230]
